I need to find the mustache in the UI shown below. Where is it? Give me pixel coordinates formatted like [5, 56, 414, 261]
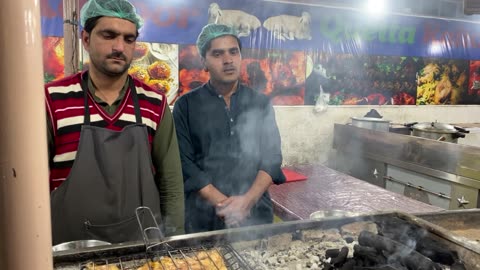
[107, 52, 127, 61]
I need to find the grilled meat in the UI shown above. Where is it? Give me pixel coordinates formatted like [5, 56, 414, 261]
[136, 250, 227, 270]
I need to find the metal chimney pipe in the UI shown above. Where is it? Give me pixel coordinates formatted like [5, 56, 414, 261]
[0, 0, 53, 269]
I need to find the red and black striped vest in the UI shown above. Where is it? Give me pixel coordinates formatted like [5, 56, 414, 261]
[45, 72, 167, 191]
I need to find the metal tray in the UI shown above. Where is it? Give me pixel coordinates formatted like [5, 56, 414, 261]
[417, 209, 480, 249]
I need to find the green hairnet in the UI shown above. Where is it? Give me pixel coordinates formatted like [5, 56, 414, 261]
[80, 0, 144, 29]
[196, 24, 239, 58]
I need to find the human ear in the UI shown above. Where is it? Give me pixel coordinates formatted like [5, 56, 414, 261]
[201, 58, 208, 72]
[81, 30, 90, 50]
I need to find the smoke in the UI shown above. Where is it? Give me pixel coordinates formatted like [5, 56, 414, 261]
[227, 102, 282, 227]
[373, 217, 450, 270]
[305, 63, 333, 105]
[336, 127, 370, 177]
[386, 240, 417, 267]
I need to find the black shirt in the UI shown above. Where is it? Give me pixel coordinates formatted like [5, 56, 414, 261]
[173, 82, 285, 232]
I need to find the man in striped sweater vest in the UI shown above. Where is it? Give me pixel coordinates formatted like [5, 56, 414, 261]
[45, 0, 184, 245]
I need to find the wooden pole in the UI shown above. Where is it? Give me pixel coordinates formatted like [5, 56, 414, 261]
[63, 0, 80, 76]
[0, 0, 53, 269]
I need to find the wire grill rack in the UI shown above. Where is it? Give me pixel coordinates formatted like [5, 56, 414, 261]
[55, 243, 252, 270]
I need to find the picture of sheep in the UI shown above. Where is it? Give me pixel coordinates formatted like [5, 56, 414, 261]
[207, 2, 261, 37]
[263, 12, 312, 41]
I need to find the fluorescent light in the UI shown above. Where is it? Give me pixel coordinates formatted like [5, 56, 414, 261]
[428, 42, 444, 55]
[367, 0, 386, 14]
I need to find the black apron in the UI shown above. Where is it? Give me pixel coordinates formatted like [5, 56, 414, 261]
[50, 74, 162, 245]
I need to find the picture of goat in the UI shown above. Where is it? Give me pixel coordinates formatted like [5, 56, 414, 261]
[207, 2, 261, 37]
[263, 12, 312, 41]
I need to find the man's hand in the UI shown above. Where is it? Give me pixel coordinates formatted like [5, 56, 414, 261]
[198, 184, 228, 206]
[216, 171, 273, 227]
[216, 195, 254, 227]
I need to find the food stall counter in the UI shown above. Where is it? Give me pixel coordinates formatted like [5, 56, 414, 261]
[270, 164, 444, 221]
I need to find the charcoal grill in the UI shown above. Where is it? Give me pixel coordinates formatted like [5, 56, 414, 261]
[418, 209, 480, 251]
[54, 207, 252, 270]
[55, 243, 249, 270]
[53, 211, 480, 270]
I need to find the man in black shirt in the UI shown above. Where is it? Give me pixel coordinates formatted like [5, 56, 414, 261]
[173, 24, 286, 233]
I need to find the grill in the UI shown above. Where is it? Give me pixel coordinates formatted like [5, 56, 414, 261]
[55, 243, 250, 270]
[55, 207, 252, 270]
[53, 211, 480, 270]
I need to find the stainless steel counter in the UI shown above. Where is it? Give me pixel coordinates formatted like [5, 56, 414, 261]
[332, 124, 480, 210]
[269, 164, 443, 221]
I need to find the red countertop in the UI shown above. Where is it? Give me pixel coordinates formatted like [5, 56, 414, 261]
[269, 164, 444, 221]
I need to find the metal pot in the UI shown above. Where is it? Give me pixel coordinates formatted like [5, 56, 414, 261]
[351, 117, 391, 132]
[52, 240, 111, 252]
[410, 122, 468, 143]
[389, 125, 412, 135]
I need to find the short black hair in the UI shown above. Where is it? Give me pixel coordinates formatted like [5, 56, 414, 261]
[201, 35, 242, 58]
[83, 16, 139, 37]
[83, 16, 102, 34]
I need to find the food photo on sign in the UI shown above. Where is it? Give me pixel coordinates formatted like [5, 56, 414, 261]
[39, 0, 480, 106]
[177, 45, 210, 96]
[240, 49, 306, 105]
[305, 52, 419, 106]
[467, 60, 480, 104]
[416, 58, 469, 105]
[43, 37, 65, 83]
[178, 45, 306, 105]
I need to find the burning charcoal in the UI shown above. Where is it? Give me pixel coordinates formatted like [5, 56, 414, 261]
[310, 254, 321, 263]
[341, 222, 378, 237]
[416, 238, 457, 265]
[375, 218, 422, 245]
[264, 256, 274, 265]
[231, 239, 261, 251]
[292, 229, 303, 240]
[353, 244, 387, 266]
[376, 217, 458, 265]
[266, 233, 293, 250]
[451, 260, 467, 270]
[330, 246, 349, 267]
[322, 262, 333, 270]
[325, 248, 341, 258]
[339, 258, 356, 270]
[376, 217, 420, 235]
[344, 236, 355, 243]
[352, 266, 406, 270]
[303, 228, 343, 242]
[358, 231, 441, 270]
